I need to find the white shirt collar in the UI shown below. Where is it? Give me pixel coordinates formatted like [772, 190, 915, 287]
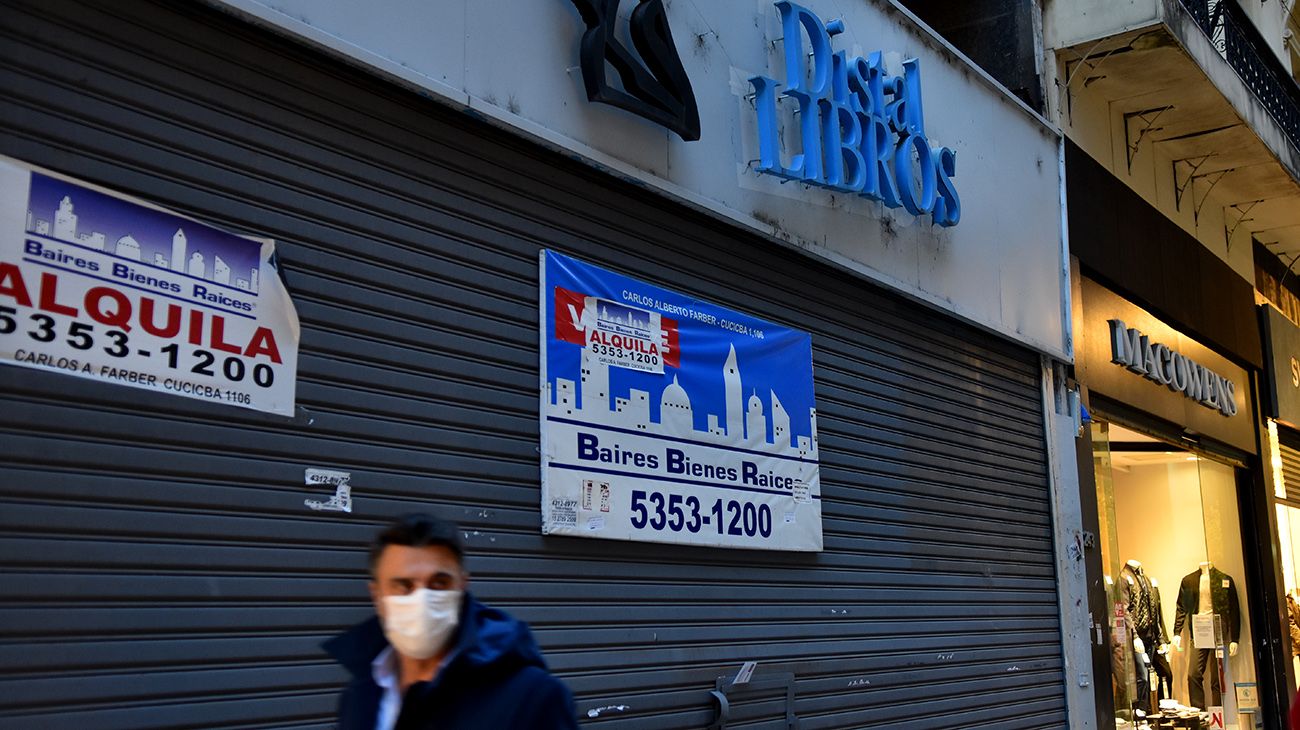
[371, 647, 402, 730]
[372, 646, 398, 688]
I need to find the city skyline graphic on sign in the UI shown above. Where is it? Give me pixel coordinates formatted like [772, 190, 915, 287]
[597, 300, 652, 334]
[25, 172, 263, 294]
[545, 255, 817, 459]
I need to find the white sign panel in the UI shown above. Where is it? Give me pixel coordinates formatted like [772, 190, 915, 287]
[1192, 614, 1218, 649]
[213, 0, 1069, 360]
[0, 158, 300, 414]
[540, 250, 821, 551]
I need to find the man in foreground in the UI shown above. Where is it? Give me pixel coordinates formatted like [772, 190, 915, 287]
[325, 513, 578, 729]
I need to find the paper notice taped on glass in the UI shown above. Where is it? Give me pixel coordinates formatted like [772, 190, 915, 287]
[1192, 614, 1217, 649]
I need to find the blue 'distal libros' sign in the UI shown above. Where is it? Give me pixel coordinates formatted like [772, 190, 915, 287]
[749, 1, 960, 226]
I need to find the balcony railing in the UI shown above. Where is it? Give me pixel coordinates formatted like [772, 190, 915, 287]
[1181, 0, 1300, 153]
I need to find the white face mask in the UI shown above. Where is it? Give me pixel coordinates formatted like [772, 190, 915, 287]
[381, 588, 462, 660]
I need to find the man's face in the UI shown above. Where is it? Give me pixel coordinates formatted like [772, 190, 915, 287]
[369, 543, 468, 619]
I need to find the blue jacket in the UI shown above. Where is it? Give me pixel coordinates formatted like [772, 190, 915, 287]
[323, 594, 578, 730]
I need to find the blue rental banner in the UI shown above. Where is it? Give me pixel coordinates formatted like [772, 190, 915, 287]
[539, 250, 821, 551]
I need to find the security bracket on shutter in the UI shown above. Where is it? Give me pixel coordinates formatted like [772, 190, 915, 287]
[709, 672, 799, 730]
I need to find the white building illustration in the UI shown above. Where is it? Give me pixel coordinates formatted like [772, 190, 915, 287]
[45, 195, 106, 250]
[114, 235, 141, 260]
[77, 231, 106, 250]
[724, 345, 743, 439]
[213, 255, 230, 284]
[171, 229, 188, 273]
[613, 389, 651, 431]
[26, 193, 259, 292]
[552, 339, 816, 459]
[53, 196, 77, 241]
[578, 346, 610, 415]
[746, 391, 766, 448]
[660, 376, 693, 435]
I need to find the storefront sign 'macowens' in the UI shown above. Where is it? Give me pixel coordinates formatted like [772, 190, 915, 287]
[1108, 319, 1238, 417]
[749, 2, 960, 226]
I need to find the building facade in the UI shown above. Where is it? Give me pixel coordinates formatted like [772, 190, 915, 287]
[0, 0, 1091, 727]
[1037, 0, 1300, 727]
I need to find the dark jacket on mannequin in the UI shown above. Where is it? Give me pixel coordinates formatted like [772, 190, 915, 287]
[1173, 566, 1241, 644]
[324, 593, 578, 730]
[1120, 563, 1169, 644]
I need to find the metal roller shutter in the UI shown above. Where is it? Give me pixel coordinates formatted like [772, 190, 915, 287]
[1279, 437, 1300, 505]
[0, 1, 1065, 728]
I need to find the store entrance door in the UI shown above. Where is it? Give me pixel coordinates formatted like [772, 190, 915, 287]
[1092, 421, 1260, 729]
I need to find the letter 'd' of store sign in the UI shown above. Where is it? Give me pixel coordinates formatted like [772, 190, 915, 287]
[749, 2, 960, 226]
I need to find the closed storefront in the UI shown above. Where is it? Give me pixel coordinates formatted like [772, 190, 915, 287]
[0, 1, 1081, 728]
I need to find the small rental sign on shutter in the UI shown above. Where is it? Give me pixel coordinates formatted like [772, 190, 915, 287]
[0, 157, 300, 415]
[539, 250, 822, 551]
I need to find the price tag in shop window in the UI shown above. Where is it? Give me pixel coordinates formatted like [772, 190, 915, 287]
[1192, 614, 1216, 649]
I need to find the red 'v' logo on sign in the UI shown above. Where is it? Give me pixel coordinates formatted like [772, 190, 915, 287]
[554, 286, 588, 346]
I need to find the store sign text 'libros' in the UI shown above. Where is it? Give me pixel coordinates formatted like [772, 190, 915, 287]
[1108, 319, 1238, 417]
[749, 2, 960, 226]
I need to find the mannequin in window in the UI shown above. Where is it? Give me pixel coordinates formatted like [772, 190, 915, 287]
[1172, 562, 1241, 710]
[1288, 590, 1300, 658]
[1121, 560, 1173, 709]
[1147, 578, 1174, 698]
[1119, 563, 1151, 711]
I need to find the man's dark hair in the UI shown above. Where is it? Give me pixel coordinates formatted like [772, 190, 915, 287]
[368, 513, 465, 577]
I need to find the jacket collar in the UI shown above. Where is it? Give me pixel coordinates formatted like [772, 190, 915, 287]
[323, 615, 389, 678]
[1185, 566, 1228, 586]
